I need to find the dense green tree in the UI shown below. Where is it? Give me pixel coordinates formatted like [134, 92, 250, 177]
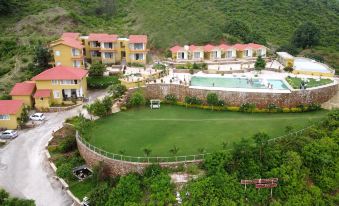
[145, 172, 175, 205]
[224, 20, 250, 41]
[88, 183, 111, 206]
[206, 93, 219, 109]
[33, 44, 52, 72]
[203, 151, 229, 175]
[106, 174, 142, 206]
[292, 22, 320, 49]
[89, 62, 106, 76]
[129, 91, 145, 107]
[254, 55, 266, 73]
[252, 132, 270, 161]
[102, 96, 113, 114]
[0, 0, 14, 16]
[107, 84, 127, 98]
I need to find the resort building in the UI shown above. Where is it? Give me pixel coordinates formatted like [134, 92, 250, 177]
[50, 33, 148, 67]
[50, 33, 85, 68]
[170, 43, 266, 62]
[0, 100, 24, 129]
[9, 81, 36, 108]
[276, 52, 294, 67]
[31, 66, 88, 110]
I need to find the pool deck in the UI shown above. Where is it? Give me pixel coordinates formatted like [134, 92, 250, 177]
[189, 85, 292, 93]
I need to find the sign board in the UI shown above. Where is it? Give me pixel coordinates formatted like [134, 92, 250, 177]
[255, 183, 278, 189]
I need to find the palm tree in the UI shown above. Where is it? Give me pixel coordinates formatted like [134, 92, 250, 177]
[169, 145, 179, 155]
[143, 148, 152, 157]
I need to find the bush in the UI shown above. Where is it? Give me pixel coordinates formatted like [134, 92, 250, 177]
[164, 94, 177, 104]
[58, 136, 77, 153]
[176, 63, 207, 70]
[89, 62, 106, 76]
[87, 76, 120, 89]
[307, 103, 321, 111]
[284, 66, 294, 73]
[129, 91, 146, 107]
[56, 162, 74, 180]
[86, 96, 112, 117]
[108, 84, 127, 98]
[239, 103, 256, 112]
[186, 164, 199, 175]
[184, 96, 202, 105]
[153, 63, 166, 70]
[127, 62, 145, 68]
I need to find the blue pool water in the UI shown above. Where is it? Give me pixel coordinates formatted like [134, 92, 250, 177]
[191, 76, 289, 90]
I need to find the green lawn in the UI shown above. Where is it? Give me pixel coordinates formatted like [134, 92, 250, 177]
[88, 105, 328, 157]
[286, 77, 333, 89]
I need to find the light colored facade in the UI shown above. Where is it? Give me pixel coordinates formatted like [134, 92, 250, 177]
[31, 66, 88, 110]
[50, 33, 85, 68]
[0, 100, 24, 129]
[170, 43, 266, 62]
[277, 52, 294, 67]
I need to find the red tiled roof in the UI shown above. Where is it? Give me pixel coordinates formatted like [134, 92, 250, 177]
[34, 90, 51, 98]
[31, 66, 88, 81]
[189, 45, 204, 52]
[204, 44, 216, 52]
[129, 35, 148, 43]
[10, 82, 36, 96]
[219, 43, 234, 50]
[170, 45, 184, 52]
[248, 43, 265, 49]
[0, 100, 24, 115]
[88, 33, 118, 42]
[61, 32, 80, 39]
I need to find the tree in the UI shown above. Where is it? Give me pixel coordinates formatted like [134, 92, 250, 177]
[203, 151, 229, 175]
[108, 84, 127, 98]
[102, 96, 113, 114]
[252, 132, 270, 161]
[106, 174, 142, 205]
[88, 183, 110, 206]
[206, 93, 219, 110]
[292, 22, 320, 49]
[146, 172, 176, 205]
[129, 91, 145, 107]
[89, 62, 105, 76]
[143, 148, 152, 157]
[33, 44, 52, 73]
[224, 20, 251, 41]
[0, 0, 14, 16]
[169, 145, 179, 155]
[283, 66, 294, 73]
[17, 107, 29, 127]
[254, 55, 266, 73]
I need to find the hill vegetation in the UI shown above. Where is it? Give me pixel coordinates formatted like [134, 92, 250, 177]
[0, 0, 338, 95]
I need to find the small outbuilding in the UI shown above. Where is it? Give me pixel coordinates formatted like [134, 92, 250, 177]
[0, 100, 24, 129]
[10, 81, 36, 108]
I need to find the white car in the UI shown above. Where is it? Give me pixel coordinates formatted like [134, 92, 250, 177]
[0, 130, 18, 139]
[29, 113, 45, 121]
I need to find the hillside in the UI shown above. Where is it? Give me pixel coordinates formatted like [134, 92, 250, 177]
[0, 0, 338, 95]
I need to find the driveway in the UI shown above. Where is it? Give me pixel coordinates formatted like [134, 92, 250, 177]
[0, 90, 107, 206]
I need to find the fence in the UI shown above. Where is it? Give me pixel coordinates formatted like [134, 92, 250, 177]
[76, 125, 313, 164]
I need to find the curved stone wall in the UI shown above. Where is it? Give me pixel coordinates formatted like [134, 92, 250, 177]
[76, 137, 201, 177]
[143, 83, 338, 108]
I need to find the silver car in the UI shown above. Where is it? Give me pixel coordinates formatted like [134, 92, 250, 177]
[29, 113, 46, 121]
[0, 130, 18, 139]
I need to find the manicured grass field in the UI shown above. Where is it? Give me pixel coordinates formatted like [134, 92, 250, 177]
[88, 105, 328, 156]
[286, 77, 333, 89]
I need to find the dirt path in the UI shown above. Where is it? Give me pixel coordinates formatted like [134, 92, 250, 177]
[0, 90, 107, 206]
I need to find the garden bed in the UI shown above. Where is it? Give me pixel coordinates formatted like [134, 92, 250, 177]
[286, 77, 333, 89]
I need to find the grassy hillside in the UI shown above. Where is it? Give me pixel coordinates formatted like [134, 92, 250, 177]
[0, 0, 338, 95]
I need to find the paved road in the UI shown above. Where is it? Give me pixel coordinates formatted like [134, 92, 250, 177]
[0, 90, 106, 206]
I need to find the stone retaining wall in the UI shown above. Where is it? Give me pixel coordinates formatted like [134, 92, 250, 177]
[76, 137, 201, 177]
[143, 83, 338, 108]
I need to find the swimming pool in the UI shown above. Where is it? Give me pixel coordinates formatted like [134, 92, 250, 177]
[191, 76, 289, 90]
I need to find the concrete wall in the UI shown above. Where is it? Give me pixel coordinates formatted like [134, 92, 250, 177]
[142, 83, 338, 108]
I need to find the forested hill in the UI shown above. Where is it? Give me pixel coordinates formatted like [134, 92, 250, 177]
[0, 0, 338, 94]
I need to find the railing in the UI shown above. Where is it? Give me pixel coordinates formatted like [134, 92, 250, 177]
[76, 125, 314, 164]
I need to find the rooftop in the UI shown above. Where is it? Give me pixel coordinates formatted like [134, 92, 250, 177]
[34, 90, 51, 98]
[0, 100, 24, 115]
[128, 35, 148, 43]
[88, 33, 119, 42]
[31, 66, 88, 81]
[10, 82, 36, 96]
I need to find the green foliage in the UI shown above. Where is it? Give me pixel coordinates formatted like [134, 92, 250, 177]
[127, 62, 145, 68]
[129, 91, 145, 107]
[184, 96, 202, 105]
[176, 63, 207, 70]
[224, 19, 266, 44]
[169, 145, 179, 155]
[239, 103, 256, 112]
[164, 94, 177, 104]
[56, 162, 74, 180]
[17, 107, 29, 127]
[58, 136, 77, 153]
[203, 151, 230, 175]
[87, 76, 120, 89]
[145, 172, 175, 205]
[86, 96, 112, 117]
[206, 93, 219, 109]
[286, 77, 333, 89]
[0, 188, 35, 206]
[283, 66, 294, 73]
[292, 22, 320, 49]
[107, 83, 127, 98]
[277, 44, 300, 56]
[89, 62, 105, 77]
[106, 174, 142, 206]
[254, 55, 266, 72]
[0, 0, 15, 16]
[152, 63, 166, 70]
[88, 183, 111, 206]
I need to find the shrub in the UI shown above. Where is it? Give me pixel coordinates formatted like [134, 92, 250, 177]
[129, 91, 146, 107]
[184, 96, 202, 105]
[186, 164, 199, 175]
[87, 76, 120, 89]
[206, 93, 219, 107]
[127, 62, 145, 68]
[58, 136, 77, 153]
[153, 63, 166, 70]
[164, 94, 177, 104]
[239, 103, 256, 112]
[284, 66, 294, 73]
[89, 62, 106, 76]
[56, 162, 74, 180]
[307, 103, 321, 111]
[86, 98, 112, 117]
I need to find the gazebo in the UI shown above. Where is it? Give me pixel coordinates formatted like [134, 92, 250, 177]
[150, 99, 161, 109]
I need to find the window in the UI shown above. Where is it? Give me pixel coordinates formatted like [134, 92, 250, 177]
[178, 52, 185, 59]
[53, 90, 60, 98]
[244, 50, 250, 57]
[193, 52, 201, 59]
[73, 60, 81, 68]
[0, 115, 10, 120]
[51, 80, 59, 85]
[55, 51, 60, 56]
[133, 43, 144, 50]
[135, 53, 144, 60]
[60, 80, 76, 85]
[104, 52, 113, 59]
[211, 51, 218, 59]
[72, 48, 80, 56]
[227, 51, 233, 58]
[104, 43, 113, 49]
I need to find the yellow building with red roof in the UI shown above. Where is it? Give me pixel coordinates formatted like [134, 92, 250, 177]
[9, 82, 36, 108]
[31, 66, 88, 111]
[0, 100, 24, 129]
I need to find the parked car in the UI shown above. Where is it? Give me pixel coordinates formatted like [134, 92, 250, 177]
[0, 130, 18, 139]
[29, 113, 45, 121]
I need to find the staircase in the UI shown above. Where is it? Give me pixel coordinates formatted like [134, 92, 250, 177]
[322, 83, 339, 109]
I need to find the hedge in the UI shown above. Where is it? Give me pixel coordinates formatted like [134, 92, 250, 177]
[87, 76, 120, 89]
